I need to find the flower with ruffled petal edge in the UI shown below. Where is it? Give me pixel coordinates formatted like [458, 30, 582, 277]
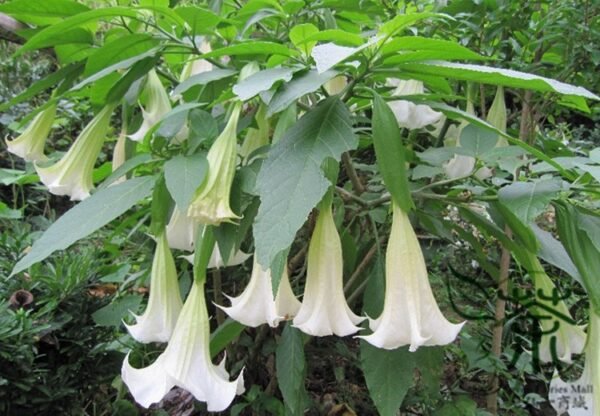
[359, 204, 465, 351]
[179, 40, 213, 82]
[182, 247, 251, 269]
[293, 201, 364, 336]
[218, 257, 282, 328]
[128, 70, 172, 142]
[187, 103, 242, 225]
[549, 311, 598, 415]
[6, 102, 57, 162]
[529, 259, 586, 363]
[35, 104, 115, 201]
[122, 279, 244, 411]
[124, 232, 183, 343]
[386, 79, 442, 129]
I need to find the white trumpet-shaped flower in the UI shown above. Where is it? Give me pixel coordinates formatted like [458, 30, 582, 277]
[166, 207, 201, 252]
[35, 104, 115, 201]
[129, 70, 172, 142]
[443, 98, 475, 179]
[122, 279, 245, 411]
[110, 132, 127, 185]
[6, 102, 57, 162]
[218, 257, 281, 328]
[276, 267, 301, 320]
[180, 40, 213, 82]
[529, 259, 586, 363]
[359, 204, 465, 351]
[293, 201, 364, 336]
[324, 76, 347, 95]
[182, 247, 250, 269]
[187, 103, 242, 224]
[218, 257, 300, 327]
[387, 79, 442, 130]
[124, 232, 183, 343]
[549, 311, 598, 415]
[239, 104, 269, 163]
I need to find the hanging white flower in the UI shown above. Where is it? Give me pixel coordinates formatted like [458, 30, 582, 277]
[529, 260, 586, 363]
[293, 201, 364, 336]
[6, 102, 57, 162]
[35, 104, 115, 201]
[359, 204, 464, 351]
[124, 232, 183, 343]
[187, 103, 242, 225]
[275, 267, 301, 320]
[166, 207, 201, 252]
[179, 40, 213, 82]
[128, 70, 172, 142]
[182, 247, 250, 269]
[122, 280, 245, 411]
[386, 79, 442, 129]
[218, 257, 283, 328]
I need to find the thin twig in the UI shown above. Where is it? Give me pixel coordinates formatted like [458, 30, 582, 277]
[342, 152, 365, 195]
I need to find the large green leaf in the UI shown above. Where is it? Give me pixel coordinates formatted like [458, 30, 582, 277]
[164, 154, 208, 211]
[0, 0, 90, 25]
[254, 97, 356, 269]
[312, 37, 378, 73]
[554, 202, 600, 313]
[381, 36, 487, 62]
[372, 93, 414, 212]
[459, 125, 498, 156]
[11, 176, 155, 276]
[267, 69, 338, 115]
[16, 7, 139, 55]
[497, 178, 563, 225]
[174, 6, 221, 35]
[171, 68, 237, 96]
[202, 42, 295, 59]
[379, 12, 446, 36]
[360, 343, 416, 416]
[276, 324, 307, 415]
[398, 62, 600, 100]
[209, 319, 245, 359]
[84, 33, 160, 77]
[233, 67, 296, 101]
[531, 224, 582, 285]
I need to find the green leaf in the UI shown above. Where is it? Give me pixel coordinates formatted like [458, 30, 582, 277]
[459, 125, 498, 156]
[497, 179, 563, 225]
[433, 396, 479, 416]
[164, 154, 208, 211]
[202, 42, 295, 59]
[172, 68, 237, 96]
[85, 33, 160, 77]
[98, 154, 153, 190]
[210, 319, 245, 359]
[426, 102, 575, 181]
[289, 23, 319, 56]
[16, 7, 139, 55]
[490, 201, 539, 252]
[531, 224, 582, 285]
[11, 176, 155, 276]
[254, 97, 356, 269]
[276, 324, 307, 415]
[379, 12, 447, 36]
[71, 47, 161, 92]
[0, 0, 90, 25]
[554, 202, 600, 313]
[92, 295, 142, 327]
[360, 343, 415, 416]
[372, 93, 414, 212]
[382, 36, 488, 63]
[300, 29, 364, 47]
[267, 69, 338, 116]
[398, 62, 600, 100]
[0, 202, 22, 219]
[0, 62, 83, 112]
[233, 67, 296, 101]
[106, 56, 157, 104]
[175, 6, 221, 34]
